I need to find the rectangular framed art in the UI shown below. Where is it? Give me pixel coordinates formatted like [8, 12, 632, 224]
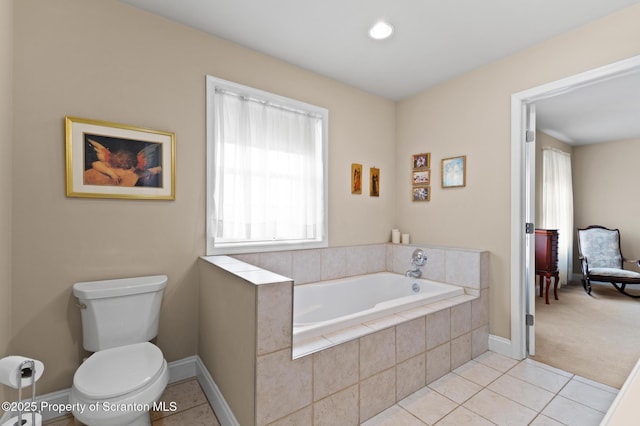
[65, 116, 176, 200]
[411, 169, 430, 185]
[411, 152, 431, 202]
[441, 155, 466, 188]
[412, 153, 430, 169]
[412, 186, 430, 202]
[351, 163, 362, 194]
[370, 167, 380, 197]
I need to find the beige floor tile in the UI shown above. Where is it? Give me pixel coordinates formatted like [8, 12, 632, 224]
[452, 359, 502, 387]
[360, 405, 426, 426]
[507, 361, 571, 393]
[428, 372, 482, 404]
[488, 374, 555, 412]
[43, 414, 77, 426]
[434, 406, 495, 426]
[398, 386, 458, 425]
[541, 395, 604, 426]
[529, 414, 565, 425]
[572, 374, 619, 395]
[559, 378, 618, 413]
[463, 388, 537, 426]
[474, 350, 519, 373]
[152, 403, 219, 426]
[151, 378, 208, 421]
[524, 358, 573, 378]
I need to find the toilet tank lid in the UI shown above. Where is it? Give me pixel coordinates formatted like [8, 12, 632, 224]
[73, 275, 167, 300]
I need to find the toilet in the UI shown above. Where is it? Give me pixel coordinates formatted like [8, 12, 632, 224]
[69, 275, 169, 426]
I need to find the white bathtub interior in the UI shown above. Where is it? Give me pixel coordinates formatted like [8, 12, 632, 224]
[293, 272, 465, 346]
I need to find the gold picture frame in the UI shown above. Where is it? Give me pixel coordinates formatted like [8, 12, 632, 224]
[411, 169, 430, 185]
[351, 163, 362, 194]
[65, 116, 176, 200]
[370, 167, 380, 197]
[441, 155, 466, 188]
[412, 186, 430, 202]
[411, 152, 431, 202]
[412, 153, 430, 169]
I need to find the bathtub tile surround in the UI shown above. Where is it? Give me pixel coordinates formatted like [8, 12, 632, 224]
[199, 241, 490, 425]
[257, 282, 292, 356]
[256, 348, 313, 424]
[313, 340, 359, 400]
[293, 249, 322, 284]
[360, 328, 396, 379]
[397, 353, 427, 400]
[396, 317, 426, 362]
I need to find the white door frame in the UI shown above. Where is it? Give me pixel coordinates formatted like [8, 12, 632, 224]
[510, 54, 640, 359]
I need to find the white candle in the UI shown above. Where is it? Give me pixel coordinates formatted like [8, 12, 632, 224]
[401, 233, 410, 244]
[391, 229, 400, 244]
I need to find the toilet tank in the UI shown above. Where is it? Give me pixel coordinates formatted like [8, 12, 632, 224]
[73, 275, 167, 351]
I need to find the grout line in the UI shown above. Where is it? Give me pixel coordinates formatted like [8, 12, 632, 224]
[151, 402, 216, 425]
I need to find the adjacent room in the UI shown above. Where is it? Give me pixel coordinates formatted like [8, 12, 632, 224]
[532, 74, 640, 389]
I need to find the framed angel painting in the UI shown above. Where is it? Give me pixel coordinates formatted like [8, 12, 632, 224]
[65, 116, 175, 200]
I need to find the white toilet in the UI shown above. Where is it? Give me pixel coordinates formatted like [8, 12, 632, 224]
[69, 275, 169, 426]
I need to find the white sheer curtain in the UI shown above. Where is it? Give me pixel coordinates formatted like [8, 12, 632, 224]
[541, 148, 574, 285]
[212, 89, 324, 246]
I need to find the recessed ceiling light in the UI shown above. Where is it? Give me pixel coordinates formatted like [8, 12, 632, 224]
[369, 21, 394, 40]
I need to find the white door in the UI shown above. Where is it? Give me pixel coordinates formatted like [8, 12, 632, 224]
[525, 103, 536, 356]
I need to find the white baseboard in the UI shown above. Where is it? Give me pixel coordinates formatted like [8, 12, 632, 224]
[195, 357, 239, 426]
[17, 355, 237, 424]
[488, 334, 522, 360]
[167, 355, 197, 383]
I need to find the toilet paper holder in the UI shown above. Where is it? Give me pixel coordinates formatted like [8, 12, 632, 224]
[0, 358, 42, 426]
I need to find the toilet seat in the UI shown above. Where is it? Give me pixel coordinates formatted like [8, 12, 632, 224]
[73, 342, 164, 399]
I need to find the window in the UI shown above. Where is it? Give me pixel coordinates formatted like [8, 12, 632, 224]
[206, 76, 328, 254]
[541, 147, 574, 285]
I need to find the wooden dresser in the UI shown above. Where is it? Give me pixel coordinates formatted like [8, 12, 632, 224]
[535, 229, 559, 304]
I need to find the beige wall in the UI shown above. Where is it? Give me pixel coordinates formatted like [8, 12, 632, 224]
[11, 0, 395, 394]
[1, 0, 13, 411]
[572, 138, 640, 272]
[396, 4, 640, 339]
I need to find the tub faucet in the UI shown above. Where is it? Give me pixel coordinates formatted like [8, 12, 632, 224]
[405, 249, 427, 278]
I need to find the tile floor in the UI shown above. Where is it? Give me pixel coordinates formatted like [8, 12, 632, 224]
[43, 351, 618, 426]
[43, 378, 220, 425]
[363, 351, 618, 426]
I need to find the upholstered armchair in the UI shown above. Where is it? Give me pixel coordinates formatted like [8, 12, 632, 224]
[577, 225, 640, 298]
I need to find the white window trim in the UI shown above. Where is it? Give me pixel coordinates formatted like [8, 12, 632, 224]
[205, 75, 329, 255]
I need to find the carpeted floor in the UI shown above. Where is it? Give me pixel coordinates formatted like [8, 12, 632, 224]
[531, 280, 640, 389]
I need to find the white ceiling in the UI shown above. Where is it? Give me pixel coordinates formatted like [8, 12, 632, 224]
[535, 70, 640, 145]
[119, 0, 640, 145]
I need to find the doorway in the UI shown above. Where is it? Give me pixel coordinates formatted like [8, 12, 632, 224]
[510, 54, 640, 359]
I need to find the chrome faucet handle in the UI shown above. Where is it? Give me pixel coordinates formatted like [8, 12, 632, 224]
[411, 249, 427, 267]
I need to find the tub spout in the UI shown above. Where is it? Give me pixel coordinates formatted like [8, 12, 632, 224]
[406, 248, 426, 278]
[405, 268, 422, 278]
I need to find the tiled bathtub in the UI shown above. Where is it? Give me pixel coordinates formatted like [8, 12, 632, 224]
[198, 243, 490, 425]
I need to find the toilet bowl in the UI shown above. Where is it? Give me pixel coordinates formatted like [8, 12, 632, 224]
[70, 276, 169, 426]
[70, 343, 169, 426]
